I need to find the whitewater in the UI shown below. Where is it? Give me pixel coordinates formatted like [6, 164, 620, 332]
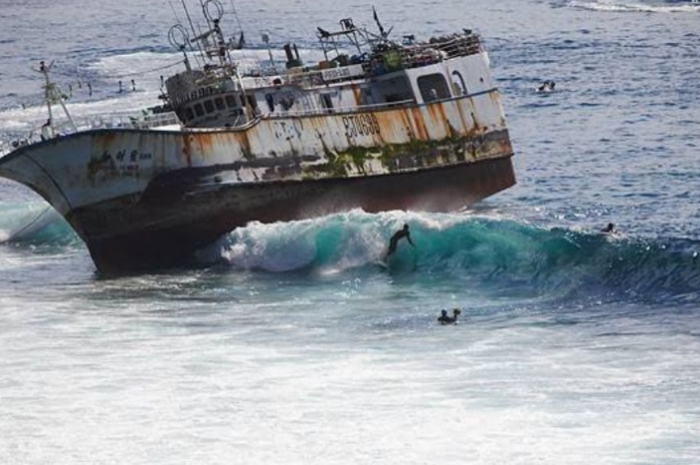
[1, 0, 700, 463]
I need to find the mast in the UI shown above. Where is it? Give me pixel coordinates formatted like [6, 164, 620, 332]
[35, 61, 77, 135]
[38, 61, 54, 126]
[168, 24, 192, 72]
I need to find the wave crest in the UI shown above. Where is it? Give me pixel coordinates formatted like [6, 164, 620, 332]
[569, 0, 700, 13]
[201, 210, 700, 302]
[0, 203, 77, 247]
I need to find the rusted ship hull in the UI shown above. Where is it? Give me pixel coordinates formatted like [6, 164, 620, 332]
[76, 151, 514, 272]
[0, 91, 515, 273]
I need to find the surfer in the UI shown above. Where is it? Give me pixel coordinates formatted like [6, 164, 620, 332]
[438, 309, 461, 325]
[386, 223, 414, 258]
[601, 223, 616, 234]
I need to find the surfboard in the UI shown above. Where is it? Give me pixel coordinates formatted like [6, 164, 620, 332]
[374, 259, 389, 269]
[380, 246, 418, 273]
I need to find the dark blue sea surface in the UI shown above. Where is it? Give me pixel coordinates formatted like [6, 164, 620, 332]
[1, 0, 699, 463]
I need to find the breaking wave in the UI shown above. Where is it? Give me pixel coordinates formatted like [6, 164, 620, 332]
[201, 209, 700, 303]
[568, 0, 700, 13]
[0, 203, 77, 247]
[2, 205, 699, 303]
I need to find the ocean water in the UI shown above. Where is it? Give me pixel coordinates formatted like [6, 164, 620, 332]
[1, 0, 700, 463]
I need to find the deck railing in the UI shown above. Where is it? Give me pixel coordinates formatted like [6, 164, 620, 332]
[0, 111, 181, 157]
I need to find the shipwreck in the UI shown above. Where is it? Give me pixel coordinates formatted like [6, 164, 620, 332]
[0, 1, 515, 273]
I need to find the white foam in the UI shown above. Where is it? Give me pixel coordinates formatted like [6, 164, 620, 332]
[201, 209, 515, 273]
[0, 46, 326, 138]
[89, 48, 326, 83]
[569, 0, 700, 13]
[87, 51, 184, 81]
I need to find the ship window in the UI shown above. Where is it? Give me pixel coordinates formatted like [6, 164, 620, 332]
[359, 88, 374, 106]
[225, 95, 237, 108]
[418, 73, 451, 102]
[185, 107, 195, 121]
[321, 94, 334, 110]
[247, 95, 257, 109]
[265, 94, 275, 112]
[204, 100, 215, 114]
[194, 103, 204, 117]
[377, 75, 414, 103]
[215, 97, 226, 111]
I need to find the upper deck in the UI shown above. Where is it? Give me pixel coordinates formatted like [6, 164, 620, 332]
[0, 10, 495, 157]
[165, 23, 490, 129]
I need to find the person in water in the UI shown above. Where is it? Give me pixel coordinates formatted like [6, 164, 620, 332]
[386, 223, 414, 257]
[438, 309, 461, 325]
[537, 80, 556, 92]
[601, 223, 616, 234]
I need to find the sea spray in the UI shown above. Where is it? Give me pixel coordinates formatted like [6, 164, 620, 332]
[0, 202, 77, 247]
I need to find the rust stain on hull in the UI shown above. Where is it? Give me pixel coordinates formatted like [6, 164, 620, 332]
[182, 134, 193, 167]
[409, 107, 429, 141]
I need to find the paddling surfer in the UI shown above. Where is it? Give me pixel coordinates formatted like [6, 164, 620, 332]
[601, 223, 616, 234]
[437, 309, 461, 325]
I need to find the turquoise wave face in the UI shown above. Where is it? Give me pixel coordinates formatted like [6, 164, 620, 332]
[200, 210, 700, 304]
[2, 205, 698, 303]
[0, 203, 78, 247]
